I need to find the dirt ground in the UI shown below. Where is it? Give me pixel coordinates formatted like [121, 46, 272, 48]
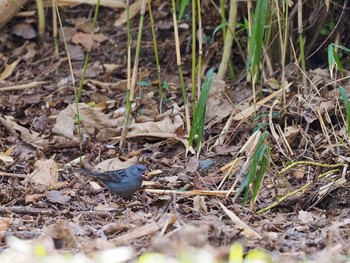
[1, 1, 350, 262]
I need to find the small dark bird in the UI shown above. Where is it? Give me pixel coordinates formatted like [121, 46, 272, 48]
[77, 164, 148, 197]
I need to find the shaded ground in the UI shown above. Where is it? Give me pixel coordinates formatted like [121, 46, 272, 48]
[1, 1, 350, 262]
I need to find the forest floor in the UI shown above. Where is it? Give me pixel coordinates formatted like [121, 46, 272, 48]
[1, 1, 350, 262]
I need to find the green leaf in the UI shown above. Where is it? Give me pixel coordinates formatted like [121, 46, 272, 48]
[248, 0, 268, 83]
[188, 69, 214, 150]
[212, 22, 229, 38]
[251, 143, 270, 208]
[177, 0, 189, 21]
[340, 87, 350, 136]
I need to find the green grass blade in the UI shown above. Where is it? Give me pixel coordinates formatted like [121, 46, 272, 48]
[248, 0, 268, 83]
[234, 131, 269, 207]
[178, 0, 189, 21]
[251, 144, 270, 208]
[340, 87, 350, 136]
[188, 69, 214, 148]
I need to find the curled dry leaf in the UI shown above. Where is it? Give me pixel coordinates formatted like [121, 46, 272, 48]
[186, 156, 199, 173]
[284, 125, 300, 145]
[114, 0, 142, 27]
[129, 115, 183, 135]
[25, 193, 45, 203]
[45, 220, 79, 249]
[0, 59, 20, 81]
[193, 195, 208, 213]
[11, 23, 37, 39]
[0, 146, 15, 164]
[24, 159, 59, 190]
[0, 116, 43, 149]
[194, 173, 224, 190]
[46, 190, 71, 204]
[205, 77, 234, 122]
[94, 156, 138, 171]
[291, 168, 306, 179]
[53, 103, 124, 140]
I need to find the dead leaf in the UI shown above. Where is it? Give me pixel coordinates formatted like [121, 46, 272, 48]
[129, 115, 183, 135]
[114, 0, 142, 27]
[291, 168, 305, 179]
[193, 196, 208, 213]
[186, 156, 199, 173]
[46, 190, 71, 204]
[94, 156, 138, 171]
[194, 174, 224, 190]
[24, 159, 59, 189]
[92, 33, 108, 43]
[284, 125, 300, 145]
[25, 193, 45, 203]
[0, 146, 14, 163]
[53, 103, 124, 140]
[0, 116, 42, 148]
[0, 59, 21, 81]
[218, 201, 261, 239]
[205, 77, 234, 122]
[298, 210, 315, 224]
[11, 23, 37, 39]
[45, 220, 79, 249]
[71, 32, 97, 49]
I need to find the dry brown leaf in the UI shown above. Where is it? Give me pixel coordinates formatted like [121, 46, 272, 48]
[205, 77, 234, 122]
[232, 88, 286, 121]
[291, 168, 306, 179]
[186, 156, 199, 173]
[0, 116, 43, 148]
[11, 23, 37, 39]
[0, 146, 14, 163]
[46, 190, 71, 204]
[0, 59, 20, 81]
[24, 159, 59, 189]
[284, 125, 300, 145]
[111, 221, 161, 245]
[94, 156, 138, 171]
[53, 103, 124, 140]
[71, 32, 96, 49]
[93, 33, 108, 43]
[218, 201, 261, 239]
[25, 193, 45, 203]
[114, 0, 142, 27]
[45, 220, 79, 249]
[239, 130, 261, 158]
[193, 195, 208, 213]
[129, 115, 183, 135]
[0, 217, 10, 232]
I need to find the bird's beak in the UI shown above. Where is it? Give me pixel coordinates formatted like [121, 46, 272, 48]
[142, 171, 149, 180]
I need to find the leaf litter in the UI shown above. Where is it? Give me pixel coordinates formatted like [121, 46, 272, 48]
[0, 3, 350, 263]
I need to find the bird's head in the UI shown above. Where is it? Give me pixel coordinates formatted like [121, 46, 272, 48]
[128, 164, 149, 180]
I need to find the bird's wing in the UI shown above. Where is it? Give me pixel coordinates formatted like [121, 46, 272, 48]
[99, 170, 124, 183]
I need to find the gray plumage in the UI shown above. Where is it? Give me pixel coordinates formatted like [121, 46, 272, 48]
[78, 164, 148, 197]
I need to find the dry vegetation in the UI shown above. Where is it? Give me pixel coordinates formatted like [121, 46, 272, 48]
[1, 0, 350, 262]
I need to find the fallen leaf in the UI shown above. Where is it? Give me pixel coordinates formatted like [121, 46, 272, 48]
[0, 59, 21, 81]
[284, 125, 300, 145]
[205, 77, 234, 122]
[114, 0, 142, 27]
[53, 103, 124, 140]
[24, 159, 59, 189]
[46, 190, 71, 204]
[186, 156, 199, 173]
[11, 23, 37, 39]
